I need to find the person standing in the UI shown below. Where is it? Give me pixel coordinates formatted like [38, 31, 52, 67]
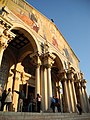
[55, 97, 61, 112]
[0, 89, 7, 111]
[14, 89, 25, 112]
[36, 94, 41, 112]
[76, 103, 82, 115]
[28, 93, 34, 112]
[5, 88, 12, 111]
[51, 96, 56, 113]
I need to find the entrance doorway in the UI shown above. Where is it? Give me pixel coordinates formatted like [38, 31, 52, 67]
[19, 84, 35, 98]
[28, 86, 35, 99]
[19, 84, 35, 112]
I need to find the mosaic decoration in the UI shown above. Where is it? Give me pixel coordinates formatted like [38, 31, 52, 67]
[13, 10, 39, 33]
[52, 37, 58, 48]
[63, 47, 73, 63]
[0, 0, 77, 66]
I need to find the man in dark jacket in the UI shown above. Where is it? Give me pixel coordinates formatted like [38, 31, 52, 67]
[0, 90, 7, 111]
[76, 103, 82, 115]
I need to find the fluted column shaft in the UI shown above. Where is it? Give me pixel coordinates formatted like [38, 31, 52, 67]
[30, 53, 41, 97]
[62, 79, 71, 112]
[44, 67, 48, 110]
[60, 70, 71, 112]
[71, 80, 77, 112]
[41, 65, 44, 111]
[67, 79, 75, 112]
[78, 82, 85, 112]
[83, 87, 90, 112]
[41, 52, 55, 111]
[81, 80, 90, 112]
[47, 64, 52, 109]
[35, 63, 41, 95]
[67, 70, 77, 112]
[81, 85, 87, 112]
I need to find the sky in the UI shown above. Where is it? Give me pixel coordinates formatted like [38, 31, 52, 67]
[26, 0, 90, 96]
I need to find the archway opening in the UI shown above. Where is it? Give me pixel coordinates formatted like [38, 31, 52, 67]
[51, 54, 64, 112]
[0, 27, 38, 111]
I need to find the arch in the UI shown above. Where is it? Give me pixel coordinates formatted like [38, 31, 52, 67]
[51, 52, 64, 71]
[9, 22, 41, 52]
[18, 51, 32, 62]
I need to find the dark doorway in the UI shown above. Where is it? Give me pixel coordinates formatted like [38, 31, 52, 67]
[28, 86, 35, 99]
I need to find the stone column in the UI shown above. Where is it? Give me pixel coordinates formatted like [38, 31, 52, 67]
[71, 80, 77, 112]
[67, 79, 74, 112]
[56, 81, 59, 99]
[82, 80, 90, 112]
[79, 73, 89, 112]
[44, 67, 48, 111]
[81, 82, 87, 112]
[78, 81, 85, 112]
[67, 69, 76, 112]
[40, 65, 44, 111]
[58, 81, 63, 113]
[47, 64, 52, 109]
[35, 63, 41, 95]
[60, 70, 71, 112]
[30, 53, 41, 97]
[42, 52, 55, 111]
[84, 87, 90, 112]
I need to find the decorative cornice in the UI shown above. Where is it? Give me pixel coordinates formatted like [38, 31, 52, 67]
[0, 18, 11, 30]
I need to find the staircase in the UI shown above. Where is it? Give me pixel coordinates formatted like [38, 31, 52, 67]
[0, 112, 90, 120]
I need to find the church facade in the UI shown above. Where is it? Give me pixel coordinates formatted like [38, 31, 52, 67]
[0, 0, 90, 112]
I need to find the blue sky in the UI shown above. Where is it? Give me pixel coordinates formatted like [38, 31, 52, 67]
[26, 0, 90, 96]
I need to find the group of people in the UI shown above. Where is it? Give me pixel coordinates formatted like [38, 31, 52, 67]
[13, 89, 42, 112]
[50, 96, 82, 115]
[0, 88, 82, 114]
[0, 88, 12, 111]
[0, 88, 42, 113]
[50, 96, 61, 113]
[15, 91, 42, 113]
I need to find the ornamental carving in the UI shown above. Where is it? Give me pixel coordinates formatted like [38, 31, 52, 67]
[0, 27, 16, 49]
[58, 70, 67, 81]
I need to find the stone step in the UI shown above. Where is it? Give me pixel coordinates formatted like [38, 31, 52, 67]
[0, 112, 90, 120]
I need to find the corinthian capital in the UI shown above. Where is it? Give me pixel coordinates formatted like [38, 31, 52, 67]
[58, 69, 67, 82]
[0, 30, 16, 49]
